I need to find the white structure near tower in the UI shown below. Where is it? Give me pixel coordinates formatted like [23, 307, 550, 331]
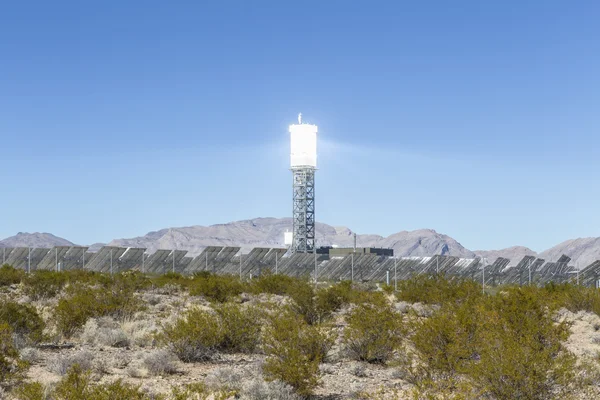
[289, 113, 318, 253]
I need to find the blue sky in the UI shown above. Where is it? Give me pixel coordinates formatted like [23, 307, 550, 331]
[1, 1, 599, 252]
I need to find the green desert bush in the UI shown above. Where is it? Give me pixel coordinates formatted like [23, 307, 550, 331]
[262, 309, 335, 396]
[0, 300, 45, 344]
[160, 307, 224, 362]
[22, 270, 70, 300]
[13, 381, 47, 400]
[214, 302, 262, 353]
[286, 280, 352, 325]
[162, 303, 262, 361]
[150, 271, 190, 290]
[0, 323, 27, 387]
[468, 288, 575, 400]
[249, 272, 299, 296]
[55, 282, 143, 338]
[396, 274, 482, 305]
[343, 302, 405, 364]
[411, 299, 480, 374]
[49, 364, 159, 400]
[189, 273, 244, 303]
[0, 264, 25, 286]
[541, 282, 600, 316]
[171, 382, 235, 400]
[410, 285, 576, 400]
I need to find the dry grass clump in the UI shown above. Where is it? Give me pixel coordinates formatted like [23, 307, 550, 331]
[19, 347, 42, 364]
[121, 319, 158, 348]
[240, 378, 300, 400]
[143, 350, 178, 376]
[48, 350, 94, 376]
[81, 318, 130, 348]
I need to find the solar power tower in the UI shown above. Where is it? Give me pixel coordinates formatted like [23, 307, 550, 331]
[289, 113, 318, 253]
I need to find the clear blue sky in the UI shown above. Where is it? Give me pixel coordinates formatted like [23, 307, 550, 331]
[1, 1, 599, 252]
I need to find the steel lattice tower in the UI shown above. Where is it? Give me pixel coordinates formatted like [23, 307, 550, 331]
[292, 167, 315, 252]
[289, 114, 318, 253]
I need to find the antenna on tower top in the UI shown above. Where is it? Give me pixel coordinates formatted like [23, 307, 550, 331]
[298, 113, 302, 124]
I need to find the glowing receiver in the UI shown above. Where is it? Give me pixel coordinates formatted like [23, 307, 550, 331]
[289, 120, 318, 169]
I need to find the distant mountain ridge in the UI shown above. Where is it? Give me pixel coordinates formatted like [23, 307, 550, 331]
[3, 218, 600, 268]
[0, 232, 75, 248]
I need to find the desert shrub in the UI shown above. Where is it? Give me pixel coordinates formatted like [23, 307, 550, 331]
[0, 323, 27, 386]
[151, 272, 189, 290]
[410, 285, 576, 400]
[0, 264, 24, 286]
[397, 274, 482, 305]
[81, 318, 129, 347]
[214, 303, 262, 353]
[398, 274, 482, 305]
[250, 273, 299, 296]
[189, 273, 244, 303]
[55, 282, 143, 337]
[205, 367, 243, 392]
[262, 309, 335, 396]
[241, 378, 300, 400]
[411, 299, 480, 374]
[314, 280, 355, 315]
[468, 289, 575, 400]
[542, 282, 600, 316]
[22, 270, 69, 300]
[19, 348, 41, 364]
[51, 365, 157, 400]
[48, 350, 94, 376]
[171, 382, 235, 400]
[13, 381, 49, 400]
[0, 300, 45, 344]
[160, 307, 224, 362]
[343, 302, 404, 363]
[143, 350, 178, 376]
[286, 280, 345, 325]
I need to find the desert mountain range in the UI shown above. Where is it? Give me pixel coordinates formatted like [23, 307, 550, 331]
[2, 218, 600, 268]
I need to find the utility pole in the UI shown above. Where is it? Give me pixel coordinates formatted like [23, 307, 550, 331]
[482, 260, 485, 294]
[314, 248, 317, 286]
[394, 256, 397, 291]
[351, 253, 354, 282]
[110, 249, 113, 275]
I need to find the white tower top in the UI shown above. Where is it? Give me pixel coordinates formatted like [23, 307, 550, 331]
[289, 113, 317, 168]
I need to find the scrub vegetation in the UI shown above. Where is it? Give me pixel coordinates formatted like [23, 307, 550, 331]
[1, 265, 600, 399]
